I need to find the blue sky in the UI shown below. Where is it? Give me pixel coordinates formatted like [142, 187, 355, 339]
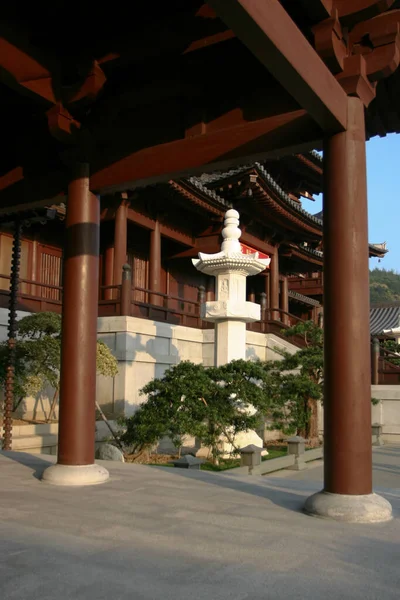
[304, 134, 400, 272]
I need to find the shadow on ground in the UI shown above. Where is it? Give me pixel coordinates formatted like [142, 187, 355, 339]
[0, 450, 53, 480]
[151, 464, 317, 515]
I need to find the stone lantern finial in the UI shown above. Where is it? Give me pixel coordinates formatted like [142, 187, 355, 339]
[221, 209, 241, 254]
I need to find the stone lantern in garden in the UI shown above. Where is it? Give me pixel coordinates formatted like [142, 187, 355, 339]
[193, 209, 270, 456]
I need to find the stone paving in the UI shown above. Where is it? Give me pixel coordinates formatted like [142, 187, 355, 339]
[0, 448, 399, 600]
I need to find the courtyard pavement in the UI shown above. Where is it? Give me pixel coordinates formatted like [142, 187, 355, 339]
[0, 447, 399, 600]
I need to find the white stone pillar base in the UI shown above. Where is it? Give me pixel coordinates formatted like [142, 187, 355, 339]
[304, 490, 392, 523]
[42, 463, 109, 486]
[214, 320, 246, 365]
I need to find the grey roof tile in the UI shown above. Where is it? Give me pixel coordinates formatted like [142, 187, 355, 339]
[370, 305, 400, 335]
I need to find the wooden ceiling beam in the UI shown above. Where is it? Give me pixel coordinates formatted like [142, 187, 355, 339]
[90, 110, 322, 195]
[335, 0, 395, 22]
[0, 167, 24, 192]
[0, 37, 56, 105]
[298, 0, 333, 22]
[207, 0, 348, 133]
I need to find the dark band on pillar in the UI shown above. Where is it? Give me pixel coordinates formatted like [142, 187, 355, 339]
[64, 223, 100, 259]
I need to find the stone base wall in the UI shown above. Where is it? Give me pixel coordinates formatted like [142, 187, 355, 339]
[371, 385, 400, 443]
[318, 385, 400, 443]
[97, 316, 298, 418]
[0, 309, 298, 425]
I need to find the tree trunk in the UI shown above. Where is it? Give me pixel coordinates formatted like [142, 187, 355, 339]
[298, 398, 319, 442]
[307, 398, 319, 442]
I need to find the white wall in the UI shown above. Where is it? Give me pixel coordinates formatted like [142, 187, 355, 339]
[371, 385, 400, 443]
[317, 385, 400, 443]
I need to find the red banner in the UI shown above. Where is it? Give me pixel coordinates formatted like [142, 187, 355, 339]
[240, 243, 270, 262]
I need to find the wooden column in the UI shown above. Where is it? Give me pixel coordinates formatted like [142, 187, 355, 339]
[149, 220, 161, 305]
[31, 237, 38, 297]
[42, 164, 108, 485]
[206, 276, 214, 301]
[280, 276, 289, 325]
[103, 245, 114, 300]
[264, 273, 270, 309]
[371, 338, 380, 385]
[113, 199, 128, 289]
[322, 97, 372, 496]
[270, 250, 280, 321]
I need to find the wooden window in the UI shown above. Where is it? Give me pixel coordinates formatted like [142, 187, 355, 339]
[39, 244, 62, 301]
[0, 233, 30, 293]
[128, 251, 148, 302]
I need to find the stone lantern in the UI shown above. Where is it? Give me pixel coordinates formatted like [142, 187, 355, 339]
[192, 209, 270, 365]
[193, 209, 270, 457]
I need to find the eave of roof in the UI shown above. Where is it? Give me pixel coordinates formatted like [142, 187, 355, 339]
[198, 161, 324, 234]
[288, 290, 321, 307]
[169, 178, 232, 217]
[254, 162, 323, 229]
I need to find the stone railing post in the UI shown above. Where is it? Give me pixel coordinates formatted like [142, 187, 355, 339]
[198, 285, 206, 305]
[198, 285, 206, 327]
[371, 337, 380, 385]
[372, 423, 384, 446]
[260, 292, 267, 333]
[287, 436, 306, 470]
[120, 263, 132, 316]
[240, 444, 262, 475]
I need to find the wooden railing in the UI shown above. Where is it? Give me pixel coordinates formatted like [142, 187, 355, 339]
[0, 270, 311, 346]
[98, 282, 212, 329]
[371, 338, 400, 384]
[288, 275, 323, 295]
[0, 274, 62, 313]
[249, 307, 309, 347]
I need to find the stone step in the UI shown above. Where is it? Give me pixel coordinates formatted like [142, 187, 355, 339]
[7, 433, 58, 455]
[3, 423, 60, 437]
[0, 420, 115, 455]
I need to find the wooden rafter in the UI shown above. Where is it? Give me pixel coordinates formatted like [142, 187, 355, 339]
[207, 0, 348, 132]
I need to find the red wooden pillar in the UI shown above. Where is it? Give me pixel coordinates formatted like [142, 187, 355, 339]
[113, 199, 128, 290]
[42, 163, 108, 486]
[103, 245, 114, 301]
[149, 220, 162, 305]
[31, 237, 38, 297]
[270, 250, 280, 321]
[305, 97, 391, 521]
[264, 273, 270, 312]
[280, 276, 289, 325]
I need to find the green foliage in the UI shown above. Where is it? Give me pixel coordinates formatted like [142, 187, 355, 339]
[120, 359, 270, 462]
[382, 340, 400, 367]
[370, 268, 400, 303]
[261, 321, 323, 438]
[97, 340, 119, 378]
[263, 320, 377, 437]
[0, 312, 118, 409]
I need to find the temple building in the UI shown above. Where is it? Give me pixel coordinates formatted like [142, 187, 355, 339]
[1, 0, 399, 520]
[0, 150, 389, 424]
[0, 151, 386, 336]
